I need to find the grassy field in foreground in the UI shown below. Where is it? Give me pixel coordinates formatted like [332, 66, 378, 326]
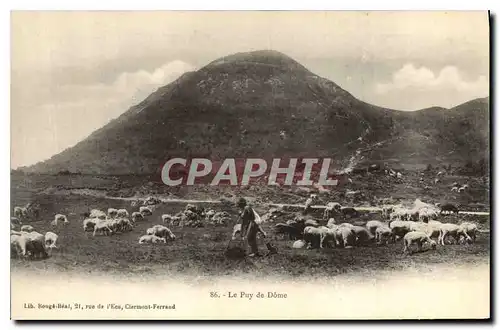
[10, 193, 490, 279]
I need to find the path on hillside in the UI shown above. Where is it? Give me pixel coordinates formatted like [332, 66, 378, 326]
[57, 189, 490, 216]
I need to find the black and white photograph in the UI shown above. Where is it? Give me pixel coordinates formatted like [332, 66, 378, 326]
[9, 10, 490, 320]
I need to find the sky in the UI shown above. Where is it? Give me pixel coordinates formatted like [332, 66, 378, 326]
[11, 11, 489, 168]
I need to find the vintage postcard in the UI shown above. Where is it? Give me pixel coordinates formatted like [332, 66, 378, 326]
[10, 11, 490, 320]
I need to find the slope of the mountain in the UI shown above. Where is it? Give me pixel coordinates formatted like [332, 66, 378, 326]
[24, 50, 489, 175]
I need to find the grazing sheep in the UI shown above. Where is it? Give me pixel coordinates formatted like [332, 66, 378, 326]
[209, 211, 230, 227]
[375, 226, 394, 245]
[403, 231, 437, 254]
[425, 221, 443, 240]
[440, 203, 459, 215]
[90, 209, 107, 220]
[51, 214, 69, 227]
[438, 223, 471, 245]
[131, 211, 144, 223]
[335, 226, 356, 248]
[107, 208, 118, 218]
[338, 222, 355, 229]
[381, 205, 395, 219]
[326, 218, 337, 228]
[204, 209, 216, 219]
[21, 231, 48, 259]
[83, 218, 97, 232]
[418, 207, 438, 223]
[44, 232, 58, 248]
[319, 227, 339, 249]
[389, 220, 413, 240]
[459, 222, 478, 243]
[139, 206, 153, 216]
[390, 206, 412, 221]
[114, 218, 133, 232]
[366, 220, 385, 236]
[147, 225, 176, 241]
[292, 240, 306, 249]
[304, 219, 319, 227]
[143, 196, 162, 206]
[231, 223, 242, 240]
[451, 187, 459, 192]
[20, 225, 34, 233]
[351, 226, 375, 246]
[409, 221, 428, 233]
[93, 219, 113, 236]
[161, 214, 173, 224]
[138, 234, 166, 244]
[303, 226, 328, 249]
[323, 202, 341, 220]
[117, 209, 129, 218]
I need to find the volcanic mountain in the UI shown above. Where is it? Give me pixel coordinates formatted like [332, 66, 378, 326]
[24, 50, 490, 174]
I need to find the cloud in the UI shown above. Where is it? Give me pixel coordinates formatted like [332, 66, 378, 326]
[374, 64, 488, 110]
[11, 60, 195, 168]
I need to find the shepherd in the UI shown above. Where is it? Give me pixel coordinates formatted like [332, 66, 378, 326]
[236, 197, 267, 257]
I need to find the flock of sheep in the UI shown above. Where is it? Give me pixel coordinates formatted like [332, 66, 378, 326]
[269, 195, 479, 254]
[10, 188, 481, 261]
[10, 196, 234, 260]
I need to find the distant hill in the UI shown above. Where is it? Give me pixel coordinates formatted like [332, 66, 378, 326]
[24, 50, 490, 175]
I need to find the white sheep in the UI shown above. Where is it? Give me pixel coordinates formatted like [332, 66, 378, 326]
[459, 222, 478, 243]
[231, 223, 242, 240]
[323, 202, 341, 220]
[326, 218, 337, 228]
[19, 231, 48, 259]
[319, 227, 339, 249]
[303, 226, 329, 249]
[424, 221, 443, 240]
[138, 234, 166, 244]
[161, 214, 173, 224]
[44, 232, 59, 249]
[389, 220, 413, 240]
[381, 205, 395, 219]
[335, 226, 356, 248]
[51, 214, 69, 227]
[131, 211, 144, 223]
[90, 209, 107, 220]
[403, 231, 437, 254]
[117, 209, 129, 218]
[352, 226, 375, 246]
[292, 240, 306, 249]
[20, 225, 34, 233]
[93, 219, 113, 236]
[438, 223, 471, 245]
[107, 208, 118, 218]
[375, 226, 394, 245]
[83, 218, 97, 232]
[365, 220, 385, 236]
[139, 206, 153, 216]
[146, 225, 176, 241]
